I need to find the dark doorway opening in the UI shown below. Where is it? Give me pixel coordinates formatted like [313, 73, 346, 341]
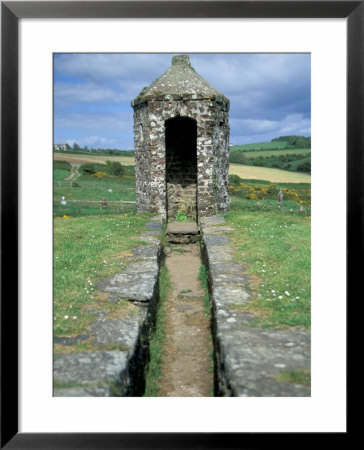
[165, 117, 197, 221]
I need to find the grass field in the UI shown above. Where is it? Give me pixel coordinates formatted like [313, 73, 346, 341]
[53, 211, 153, 353]
[54, 152, 135, 166]
[53, 150, 311, 335]
[231, 141, 289, 151]
[225, 195, 311, 330]
[229, 163, 311, 183]
[54, 165, 136, 217]
[55, 153, 310, 184]
[243, 148, 310, 159]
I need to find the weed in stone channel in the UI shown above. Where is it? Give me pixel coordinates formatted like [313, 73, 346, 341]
[143, 263, 170, 397]
[175, 211, 189, 222]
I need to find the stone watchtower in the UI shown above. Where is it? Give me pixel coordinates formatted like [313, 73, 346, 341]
[131, 55, 230, 222]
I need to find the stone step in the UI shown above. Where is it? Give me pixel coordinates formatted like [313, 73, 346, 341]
[166, 221, 199, 235]
[166, 221, 200, 244]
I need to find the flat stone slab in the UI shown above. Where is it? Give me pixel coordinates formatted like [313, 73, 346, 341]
[167, 222, 199, 235]
[132, 243, 161, 259]
[201, 225, 235, 235]
[54, 386, 112, 397]
[53, 351, 128, 385]
[204, 234, 229, 246]
[53, 216, 163, 396]
[96, 259, 159, 302]
[200, 216, 226, 226]
[89, 319, 140, 349]
[218, 325, 311, 397]
[146, 221, 163, 232]
[54, 334, 89, 346]
[201, 214, 311, 397]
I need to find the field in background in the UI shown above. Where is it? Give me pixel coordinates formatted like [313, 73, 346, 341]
[230, 141, 289, 151]
[242, 148, 310, 159]
[53, 154, 311, 335]
[229, 164, 311, 183]
[54, 152, 135, 166]
[55, 152, 310, 184]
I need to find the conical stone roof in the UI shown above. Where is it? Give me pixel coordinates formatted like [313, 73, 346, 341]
[132, 55, 229, 107]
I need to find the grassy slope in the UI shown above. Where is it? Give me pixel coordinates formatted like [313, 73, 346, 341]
[55, 153, 310, 184]
[231, 141, 289, 151]
[243, 149, 310, 159]
[54, 169, 136, 217]
[229, 164, 311, 183]
[54, 152, 135, 166]
[53, 212, 153, 350]
[54, 169, 71, 182]
[225, 196, 310, 330]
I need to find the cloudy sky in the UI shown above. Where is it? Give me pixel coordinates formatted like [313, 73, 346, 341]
[54, 53, 311, 150]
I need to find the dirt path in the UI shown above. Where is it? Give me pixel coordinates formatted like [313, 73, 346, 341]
[159, 243, 213, 397]
[64, 164, 81, 181]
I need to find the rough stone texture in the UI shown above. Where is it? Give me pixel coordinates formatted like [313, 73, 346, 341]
[131, 55, 230, 222]
[89, 319, 140, 349]
[54, 217, 163, 397]
[201, 216, 311, 397]
[53, 334, 89, 346]
[166, 221, 200, 244]
[96, 259, 160, 303]
[54, 386, 112, 397]
[54, 351, 129, 386]
[166, 221, 199, 234]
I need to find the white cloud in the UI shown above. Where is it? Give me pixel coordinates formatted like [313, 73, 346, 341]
[55, 111, 132, 133]
[54, 53, 310, 148]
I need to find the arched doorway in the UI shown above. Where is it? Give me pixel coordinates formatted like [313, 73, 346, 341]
[165, 117, 197, 221]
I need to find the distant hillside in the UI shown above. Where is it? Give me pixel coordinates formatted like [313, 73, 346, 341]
[229, 135, 311, 174]
[272, 135, 311, 149]
[54, 146, 135, 157]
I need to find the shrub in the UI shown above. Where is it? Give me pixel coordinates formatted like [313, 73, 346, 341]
[54, 160, 72, 171]
[229, 174, 243, 186]
[105, 160, 125, 177]
[296, 161, 311, 173]
[229, 151, 247, 164]
[175, 211, 188, 222]
[79, 163, 97, 175]
[92, 171, 109, 178]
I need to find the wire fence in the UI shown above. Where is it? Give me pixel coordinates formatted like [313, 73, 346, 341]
[54, 199, 137, 217]
[54, 180, 135, 190]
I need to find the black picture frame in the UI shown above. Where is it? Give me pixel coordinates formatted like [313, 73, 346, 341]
[1, 1, 358, 448]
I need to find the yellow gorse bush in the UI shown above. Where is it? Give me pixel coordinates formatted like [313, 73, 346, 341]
[92, 171, 109, 178]
[229, 181, 311, 206]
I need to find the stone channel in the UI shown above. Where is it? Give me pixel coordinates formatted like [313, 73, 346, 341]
[200, 215, 311, 397]
[54, 215, 310, 397]
[53, 216, 163, 397]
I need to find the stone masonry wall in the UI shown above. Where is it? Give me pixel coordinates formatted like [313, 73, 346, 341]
[133, 95, 230, 221]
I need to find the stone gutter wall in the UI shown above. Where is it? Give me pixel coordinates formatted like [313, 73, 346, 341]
[200, 216, 311, 397]
[53, 217, 163, 397]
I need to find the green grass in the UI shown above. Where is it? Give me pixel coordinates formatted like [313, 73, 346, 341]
[53, 212, 153, 347]
[231, 141, 289, 151]
[275, 368, 311, 386]
[242, 149, 310, 158]
[54, 166, 136, 217]
[199, 264, 211, 315]
[54, 169, 71, 182]
[54, 160, 72, 171]
[143, 263, 170, 396]
[225, 193, 311, 330]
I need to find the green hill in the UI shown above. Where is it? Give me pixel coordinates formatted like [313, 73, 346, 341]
[229, 135, 311, 174]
